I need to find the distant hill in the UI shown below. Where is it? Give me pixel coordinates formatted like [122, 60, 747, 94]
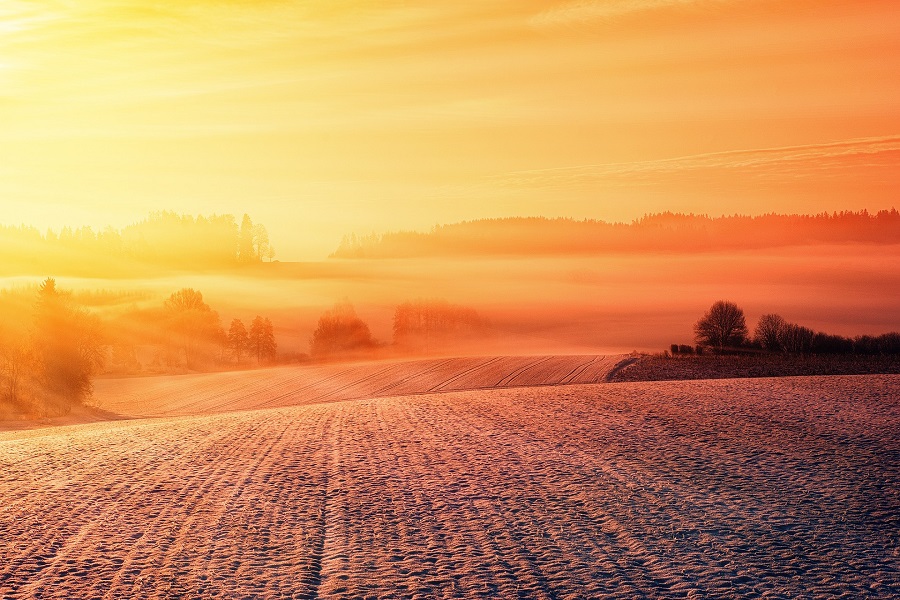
[330, 210, 900, 258]
[0, 211, 273, 276]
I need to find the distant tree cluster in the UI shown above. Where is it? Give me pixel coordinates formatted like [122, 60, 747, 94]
[308, 298, 487, 361]
[237, 214, 276, 264]
[228, 316, 277, 364]
[162, 288, 225, 369]
[309, 302, 377, 361]
[393, 299, 486, 352]
[331, 209, 900, 258]
[139, 288, 279, 370]
[752, 314, 900, 355]
[0, 212, 274, 276]
[0, 279, 104, 416]
[687, 300, 900, 355]
[0, 279, 285, 418]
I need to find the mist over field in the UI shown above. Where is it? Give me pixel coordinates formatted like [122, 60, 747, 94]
[4, 241, 895, 357]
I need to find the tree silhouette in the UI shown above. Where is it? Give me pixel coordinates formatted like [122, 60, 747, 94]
[227, 319, 250, 363]
[310, 302, 376, 360]
[811, 331, 854, 354]
[163, 288, 223, 368]
[779, 323, 815, 354]
[0, 330, 35, 409]
[754, 314, 786, 351]
[109, 343, 140, 374]
[694, 300, 748, 351]
[248, 316, 277, 364]
[252, 224, 270, 263]
[330, 209, 900, 258]
[238, 214, 255, 264]
[32, 278, 104, 411]
[750, 312, 900, 355]
[392, 299, 484, 353]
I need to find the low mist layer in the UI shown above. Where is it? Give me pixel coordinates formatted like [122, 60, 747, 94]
[4, 244, 895, 362]
[1, 210, 897, 409]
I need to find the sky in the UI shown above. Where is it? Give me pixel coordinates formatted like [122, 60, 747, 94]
[1, 0, 899, 259]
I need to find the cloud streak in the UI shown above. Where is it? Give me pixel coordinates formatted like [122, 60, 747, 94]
[531, 0, 718, 28]
[493, 136, 900, 187]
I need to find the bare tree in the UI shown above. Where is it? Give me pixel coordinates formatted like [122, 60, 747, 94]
[694, 300, 748, 351]
[754, 314, 787, 351]
[779, 323, 815, 354]
[0, 332, 35, 408]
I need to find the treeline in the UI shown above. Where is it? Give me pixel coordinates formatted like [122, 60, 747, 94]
[309, 299, 488, 361]
[0, 280, 279, 417]
[752, 314, 900, 355]
[681, 300, 900, 356]
[331, 209, 900, 258]
[0, 212, 274, 275]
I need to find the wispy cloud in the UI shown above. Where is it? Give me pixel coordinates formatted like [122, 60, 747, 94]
[531, 0, 717, 28]
[492, 136, 900, 187]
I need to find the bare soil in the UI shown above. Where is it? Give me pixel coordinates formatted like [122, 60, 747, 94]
[0, 358, 897, 598]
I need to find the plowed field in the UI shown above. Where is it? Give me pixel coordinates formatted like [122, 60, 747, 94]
[1, 372, 897, 598]
[91, 355, 624, 418]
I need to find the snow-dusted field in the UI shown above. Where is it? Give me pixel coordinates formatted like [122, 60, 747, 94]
[1, 367, 897, 598]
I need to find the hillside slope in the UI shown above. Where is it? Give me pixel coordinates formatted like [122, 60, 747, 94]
[92, 355, 624, 418]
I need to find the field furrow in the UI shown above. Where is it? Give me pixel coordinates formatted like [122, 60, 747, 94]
[2, 373, 897, 598]
[91, 355, 627, 419]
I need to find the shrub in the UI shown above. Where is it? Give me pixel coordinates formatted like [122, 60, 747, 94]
[310, 302, 377, 360]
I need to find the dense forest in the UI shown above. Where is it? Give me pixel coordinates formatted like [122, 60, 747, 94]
[0, 212, 274, 276]
[331, 209, 900, 258]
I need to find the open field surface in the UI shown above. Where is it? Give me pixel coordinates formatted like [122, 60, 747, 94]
[90, 355, 624, 419]
[1, 372, 897, 598]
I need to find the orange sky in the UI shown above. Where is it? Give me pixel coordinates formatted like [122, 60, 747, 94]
[1, 0, 898, 258]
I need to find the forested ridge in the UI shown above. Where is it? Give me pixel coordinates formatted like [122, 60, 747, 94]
[332, 209, 900, 258]
[0, 212, 273, 275]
